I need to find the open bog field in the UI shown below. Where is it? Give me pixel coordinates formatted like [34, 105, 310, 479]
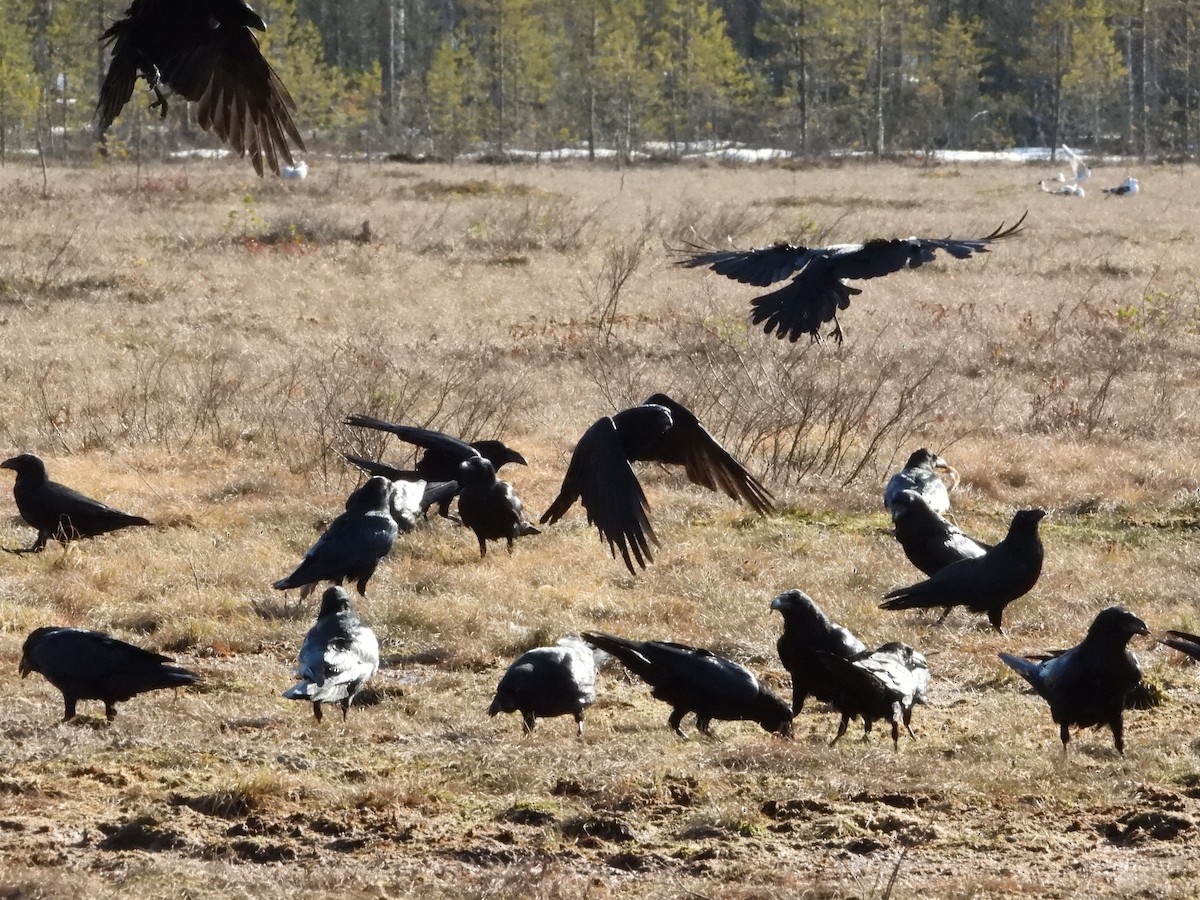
[1, 156, 1200, 898]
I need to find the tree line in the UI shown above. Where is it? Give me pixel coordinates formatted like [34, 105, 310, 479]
[0, 0, 1194, 164]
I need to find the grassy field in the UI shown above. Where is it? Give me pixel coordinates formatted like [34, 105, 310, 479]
[1, 155, 1200, 898]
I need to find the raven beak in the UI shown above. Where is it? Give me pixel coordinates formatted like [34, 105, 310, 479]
[511, 452, 529, 467]
[769, 596, 784, 612]
[937, 462, 960, 491]
[0, 458, 16, 471]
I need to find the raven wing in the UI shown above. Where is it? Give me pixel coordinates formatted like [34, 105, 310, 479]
[345, 415, 479, 462]
[541, 415, 660, 574]
[673, 241, 815, 286]
[639, 393, 774, 515]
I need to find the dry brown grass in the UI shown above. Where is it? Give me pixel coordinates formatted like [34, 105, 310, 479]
[0, 156, 1199, 897]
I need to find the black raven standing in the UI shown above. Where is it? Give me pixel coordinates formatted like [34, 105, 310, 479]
[884, 449, 958, 518]
[20, 627, 198, 721]
[344, 416, 537, 555]
[998, 606, 1149, 754]
[1, 453, 151, 553]
[816, 642, 930, 749]
[541, 393, 773, 574]
[488, 636, 597, 735]
[881, 508, 1046, 631]
[273, 476, 408, 598]
[890, 489, 989, 577]
[283, 587, 379, 722]
[769, 589, 866, 715]
[97, 0, 304, 176]
[673, 215, 1025, 343]
[581, 632, 791, 737]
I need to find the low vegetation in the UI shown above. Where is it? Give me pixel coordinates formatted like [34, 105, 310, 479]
[0, 157, 1199, 897]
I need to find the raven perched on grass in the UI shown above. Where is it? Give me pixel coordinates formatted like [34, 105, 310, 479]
[344, 416, 537, 556]
[881, 508, 1046, 632]
[999, 606, 1149, 754]
[1, 453, 151, 553]
[769, 589, 866, 715]
[20, 627, 198, 722]
[890, 489, 989, 577]
[817, 642, 929, 749]
[581, 632, 792, 737]
[884, 449, 959, 519]
[541, 393, 773, 575]
[97, 0, 304, 176]
[488, 636, 597, 735]
[673, 215, 1025, 343]
[283, 587, 379, 722]
[274, 476, 418, 598]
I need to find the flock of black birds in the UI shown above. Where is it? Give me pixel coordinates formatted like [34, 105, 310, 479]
[7, 0, 1192, 815]
[5, 433, 1190, 756]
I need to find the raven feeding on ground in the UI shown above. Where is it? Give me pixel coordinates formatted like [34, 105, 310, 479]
[97, 0, 304, 176]
[881, 508, 1046, 632]
[19, 627, 198, 722]
[673, 214, 1025, 343]
[344, 414, 527, 520]
[345, 416, 538, 556]
[1, 453, 151, 553]
[817, 642, 929, 750]
[283, 586, 379, 722]
[998, 606, 1148, 754]
[769, 589, 866, 715]
[274, 476, 418, 598]
[890, 489, 989, 577]
[581, 632, 792, 738]
[488, 635, 597, 736]
[541, 393, 773, 575]
[883, 449, 959, 519]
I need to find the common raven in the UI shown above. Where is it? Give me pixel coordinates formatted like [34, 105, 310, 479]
[769, 589, 866, 715]
[673, 215, 1025, 343]
[344, 416, 537, 555]
[881, 508, 1046, 632]
[97, 0, 304, 176]
[1160, 629, 1200, 660]
[890, 489, 989, 577]
[883, 449, 958, 519]
[283, 586, 379, 722]
[581, 632, 791, 737]
[274, 476, 415, 597]
[19, 627, 198, 721]
[1, 453, 151, 553]
[541, 393, 773, 574]
[816, 642, 929, 749]
[998, 606, 1148, 754]
[344, 413, 527, 519]
[488, 636, 597, 735]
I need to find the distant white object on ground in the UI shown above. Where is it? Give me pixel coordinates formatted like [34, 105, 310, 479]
[282, 160, 308, 180]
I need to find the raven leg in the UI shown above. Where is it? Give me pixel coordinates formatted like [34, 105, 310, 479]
[104, 702, 118, 721]
[574, 713, 584, 737]
[522, 711, 536, 734]
[668, 709, 688, 738]
[830, 714, 850, 746]
[62, 695, 78, 721]
[1110, 715, 1125, 755]
[313, 701, 324, 722]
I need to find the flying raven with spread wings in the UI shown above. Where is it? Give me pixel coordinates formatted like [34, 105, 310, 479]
[673, 214, 1026, 343]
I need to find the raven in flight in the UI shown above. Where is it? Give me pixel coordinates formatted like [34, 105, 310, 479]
[20, 627, 198, 722]
[489, 636, 597, 735]
[97, 0, 304, 176]
[999, 606, 1148, 754]
[1, 454, 151, 553]
[274, 476, 418, 598]
[817, 642, 929, 750]
[890, 489, 989, 577]
[283, 587, 379, 722]
[881, 508, 1045, 632]
[581, 632, 792, 737]
[541, 393, 773, 575]
[344, 416, 538, 557]
[883, 449, 958, 519]
[673, 214, 1025, 343]
[770, 589, 866, 715]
